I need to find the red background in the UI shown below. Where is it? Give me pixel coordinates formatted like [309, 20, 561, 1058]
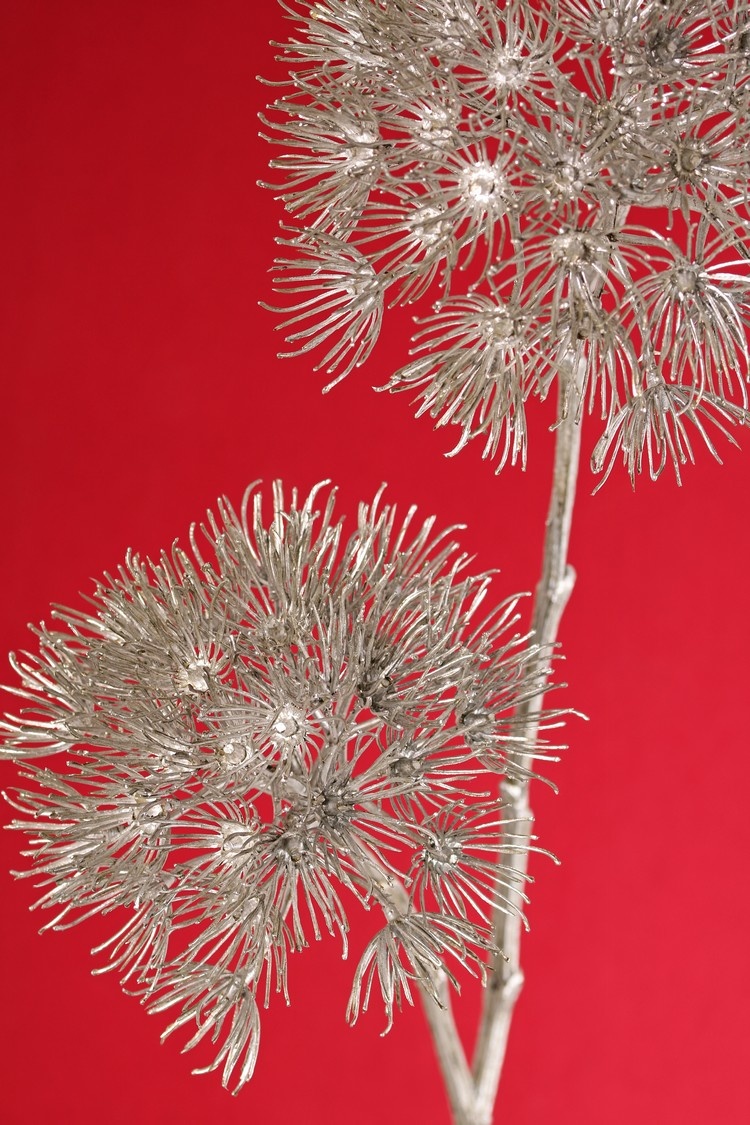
[1, 3, 749, 1123]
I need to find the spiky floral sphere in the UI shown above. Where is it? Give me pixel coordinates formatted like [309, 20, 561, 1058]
[263, 0, 750, 484]
[1, 482, 561, 1092]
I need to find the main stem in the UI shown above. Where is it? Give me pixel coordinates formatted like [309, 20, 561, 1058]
[472, 376, 584, 1121]
[419, 379, 584, 1125]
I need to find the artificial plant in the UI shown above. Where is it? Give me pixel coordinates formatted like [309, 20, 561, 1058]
[1, 4, 749, 1125]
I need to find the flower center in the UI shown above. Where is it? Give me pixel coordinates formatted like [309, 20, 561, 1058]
[461, 160, 505, 208]
[487, 49, 526, 90]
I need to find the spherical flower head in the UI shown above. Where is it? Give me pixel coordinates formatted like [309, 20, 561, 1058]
[264, 0, 750, 486]
[1, 481, 562, 1092]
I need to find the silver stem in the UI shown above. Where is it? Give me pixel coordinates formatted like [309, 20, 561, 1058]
[468, 199, 628, 1118]
[356, 846, 479, 1122]
[416, 374, 583, 1125]
[471, 372, 584, 1123]
[419, 975, 479, 1125]
[417, 192, 625, 1123]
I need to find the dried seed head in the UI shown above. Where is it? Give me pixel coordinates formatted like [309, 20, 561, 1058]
[1, 481, 564, 1090]
[263, 0, 750, 485]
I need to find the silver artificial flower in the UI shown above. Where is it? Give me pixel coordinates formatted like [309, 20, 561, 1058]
[1, 482, 562, 1092]
[263, 0, 750, 484]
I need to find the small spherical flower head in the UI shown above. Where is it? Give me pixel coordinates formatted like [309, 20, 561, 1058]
[379, 81, 465, 166]
[591, 367, 750, 488]
[357, 185, 460, 305]
[521, 216, 643, 326]
[541, 298, 639, 423]
[403, 136, 527, 282]
[1, 481, 563, 1089]
[551, 0, 646, 47]
[614, 1, 731, 99]
[517, 95, 619, 220]
[447, 0, 559, 117]
[381, 293, 552, 469]
[278, 0, 434, 87]
[635, 92, 750, 219]
[264, 229, 386, 386]
[260, 96, 386, 237]
[627, 217, 750, 404]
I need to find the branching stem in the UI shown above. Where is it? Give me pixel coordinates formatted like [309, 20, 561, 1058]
[417, 376, 584, 1125]
[472, 373, 584, 1122]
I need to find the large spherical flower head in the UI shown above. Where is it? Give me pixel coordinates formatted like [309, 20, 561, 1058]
[1, 482, 563, 1092]
[264, 0, 750, 485]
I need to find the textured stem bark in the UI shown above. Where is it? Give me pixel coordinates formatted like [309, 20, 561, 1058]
[419, 976, 479, 1125]
[471, 375, 584, 1122]
[417, 376, 584, 1125]
[466, 198, 626, 1120]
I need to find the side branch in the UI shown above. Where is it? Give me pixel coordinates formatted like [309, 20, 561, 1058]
[357, 848, 478, 1124]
